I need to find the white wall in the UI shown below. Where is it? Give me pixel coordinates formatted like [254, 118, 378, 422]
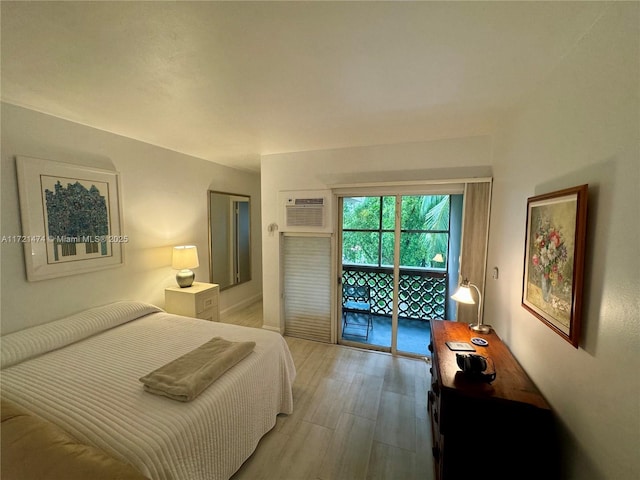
[260, 4, 639, 479]
[1, 103, 262, 334]
[260, 136, 493, 332]
[486, 3, 639, 480]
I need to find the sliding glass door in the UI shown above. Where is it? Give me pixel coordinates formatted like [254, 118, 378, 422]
[339, 194, 457, 356]
[395, 195, 449, 355]
[340, 196, 395, 351]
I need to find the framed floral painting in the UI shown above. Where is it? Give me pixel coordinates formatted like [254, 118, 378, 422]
[522, 184, 588, 347]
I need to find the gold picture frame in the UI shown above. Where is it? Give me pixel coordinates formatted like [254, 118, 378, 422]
[522, 185, 588, 348]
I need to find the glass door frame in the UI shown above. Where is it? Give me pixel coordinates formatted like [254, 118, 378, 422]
[337, 194, 432, 358]
[337, 195, 396, 355]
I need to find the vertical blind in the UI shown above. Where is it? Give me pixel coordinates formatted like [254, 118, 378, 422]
[283, 235, 332, 343]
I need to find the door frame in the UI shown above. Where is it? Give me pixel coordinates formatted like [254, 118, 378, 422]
[336, 193, 442, 356]
[333, 180, 482, 357]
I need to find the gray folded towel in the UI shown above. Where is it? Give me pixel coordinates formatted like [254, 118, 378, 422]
[139, 337, 255, 402]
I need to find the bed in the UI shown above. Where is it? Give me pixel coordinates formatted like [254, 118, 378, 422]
[0, 301, 296, 480]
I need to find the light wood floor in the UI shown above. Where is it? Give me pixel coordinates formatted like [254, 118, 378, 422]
[223, 302, 435, 480]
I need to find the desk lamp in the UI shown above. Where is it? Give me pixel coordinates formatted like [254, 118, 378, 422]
[451, 278, 491, 333]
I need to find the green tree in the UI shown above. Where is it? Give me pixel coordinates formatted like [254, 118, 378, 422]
[342, 195, 450, 268]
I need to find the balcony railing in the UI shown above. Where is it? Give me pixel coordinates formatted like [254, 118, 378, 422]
[342, 264, 447, 321]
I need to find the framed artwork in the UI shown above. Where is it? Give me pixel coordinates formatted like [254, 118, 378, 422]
[522, 184, 588, 348]
[16, 156, 125, 281]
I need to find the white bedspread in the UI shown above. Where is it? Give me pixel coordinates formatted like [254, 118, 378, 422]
[0, 301, 296, 480]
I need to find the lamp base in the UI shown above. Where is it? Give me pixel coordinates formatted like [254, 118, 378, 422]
[469, 323, 492, 334]
[176, 269, 195, 288]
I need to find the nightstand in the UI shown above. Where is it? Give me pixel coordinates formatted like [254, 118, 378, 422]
[164, 282, 220, 321]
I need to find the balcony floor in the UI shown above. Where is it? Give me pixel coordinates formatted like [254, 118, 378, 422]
[341, 312, 432, 357]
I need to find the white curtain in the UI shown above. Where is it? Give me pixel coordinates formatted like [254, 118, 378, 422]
[457, 181, 492, 324]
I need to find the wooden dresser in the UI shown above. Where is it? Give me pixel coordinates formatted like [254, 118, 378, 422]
[428, 320, 557, 480]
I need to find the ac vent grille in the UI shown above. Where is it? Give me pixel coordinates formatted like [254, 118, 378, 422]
[292, 197, 324, 206]
[285, 197, 325, 228]
[279, 191, 331, 232]
[286, 205, 324, 228]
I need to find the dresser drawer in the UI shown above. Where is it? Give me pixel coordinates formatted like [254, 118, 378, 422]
[428, 387, 444, 480]
[197, 307, 217, 322]
[195, 290, 217, 314]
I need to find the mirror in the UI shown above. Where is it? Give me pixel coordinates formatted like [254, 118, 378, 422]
[208, 190, 251, 290]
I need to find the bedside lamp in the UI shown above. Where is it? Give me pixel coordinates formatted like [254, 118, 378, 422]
[451, 278, 491, 333]
[172, 245, 199, 288]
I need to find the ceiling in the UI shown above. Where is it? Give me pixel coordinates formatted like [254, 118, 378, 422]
[1, 1, 607, 172]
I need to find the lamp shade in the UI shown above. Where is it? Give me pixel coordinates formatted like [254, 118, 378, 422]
[432, 253, 445, 263]
[172, 245, 199, 270]
[451, 282, 475, 304]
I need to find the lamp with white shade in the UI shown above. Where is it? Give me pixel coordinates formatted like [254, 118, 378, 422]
[172, 245, 199, 288]
[451, 278, 491, 333]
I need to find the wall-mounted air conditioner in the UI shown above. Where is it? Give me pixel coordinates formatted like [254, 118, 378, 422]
[278, 190, 333, 233]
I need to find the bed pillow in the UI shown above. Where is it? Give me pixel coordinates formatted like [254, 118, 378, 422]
[1, 301, 162, 368]
[1, 398, 149, 480]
